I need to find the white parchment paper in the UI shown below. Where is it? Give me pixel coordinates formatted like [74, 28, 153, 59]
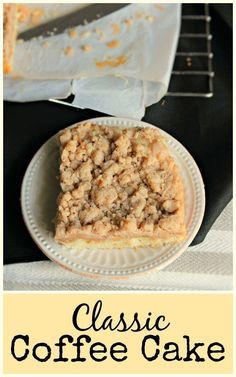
[4, 4, 181, 119]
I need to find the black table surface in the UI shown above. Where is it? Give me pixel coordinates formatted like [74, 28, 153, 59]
[4, 4, 232, 264]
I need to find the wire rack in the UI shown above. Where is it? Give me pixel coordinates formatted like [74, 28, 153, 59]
[167, 3, 214, 97]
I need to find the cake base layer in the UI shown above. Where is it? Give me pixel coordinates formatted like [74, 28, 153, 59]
[57, 235, 185, 250]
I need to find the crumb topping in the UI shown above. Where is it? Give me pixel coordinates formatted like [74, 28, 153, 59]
[135, 11, 144, 19]
[17, 5, 44, 26]
[68, 28, 78, 38]
[31, 8, 44, 25]
[17, 4, 31, 23]
[96, 55, 127, 68]
[111, 23, 121, 35]
[64, 46, 74, 56]
[56, 123, 185, 239]
[155, 4, 164, 11]
[124, 18, 134, 28]
[4, 4, 17, 74]
[107, 40, 120, 49]
[82, 44, 93, 52]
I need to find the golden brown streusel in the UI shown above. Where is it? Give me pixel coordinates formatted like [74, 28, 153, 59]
[95, 55, 127, 69]
[64, 46, 74, 56]
[3, 4, 17, 73]
[111, 23, 121, 35]
[68, 28, 78, 38]
[82, 44, 93, 52]
[124, 18, 134, 28]
[55, 123, 186, 246]
[107, 40, 120, 49]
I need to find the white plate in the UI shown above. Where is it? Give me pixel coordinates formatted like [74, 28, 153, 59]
[21, 117, 205, 278]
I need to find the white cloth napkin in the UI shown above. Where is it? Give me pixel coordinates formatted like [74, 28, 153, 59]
[4, 201, 232, 291]
[4, 4, 181, 119]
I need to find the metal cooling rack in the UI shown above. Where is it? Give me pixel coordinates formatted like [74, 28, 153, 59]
[167, 3, 214, 97]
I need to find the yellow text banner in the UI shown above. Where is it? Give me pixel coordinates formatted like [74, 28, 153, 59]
[4, 293, 233, 374]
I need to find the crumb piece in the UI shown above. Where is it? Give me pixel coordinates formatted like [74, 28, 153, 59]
[31, 8, 44, 26]
[68, 29, 78, 38]
[135, 11, 143, 19]
[79, 206, 102, 225]
[121, 218, 137, 232]
[80, 30, 91, 39]
[94, 187, 118, 207]
[96, 55, 127, 69]
[162, 199, 179, 213]
[111, 23, 121, 35]
[124, 18, 134, 28]
[42, 41, 49, 48]
[91, 150, 104, 165]
[83, 19, 88, 25]
[16, 39, 24, 45]
[146, 15, 156, 23]
[17, 4, 30, 23]
[82, 44, 93, 52]
[155, 4, 164, 11]
[4, 4, 17, 74]
[64, 46, 74, 56]
[107, 40, 120, 49]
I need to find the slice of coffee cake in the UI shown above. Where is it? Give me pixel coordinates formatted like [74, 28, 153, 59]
[3, 4, 17, 73]
[55, 123, 186, 249]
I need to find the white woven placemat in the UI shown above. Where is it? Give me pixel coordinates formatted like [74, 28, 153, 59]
[4, 201, 232, 291]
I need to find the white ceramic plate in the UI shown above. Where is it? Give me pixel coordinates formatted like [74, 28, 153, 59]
[21, 117, 205, 278]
